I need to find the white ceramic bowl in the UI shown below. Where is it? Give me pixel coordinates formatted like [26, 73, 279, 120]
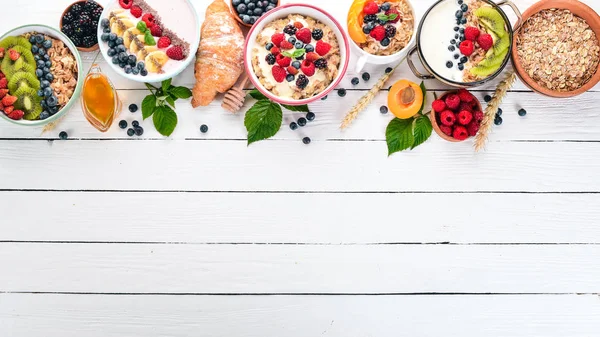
[0, 24, 84, 127]
[244, 3, 350, 106]
[97, 0, 201, 83]
[347, 0, 418, 73]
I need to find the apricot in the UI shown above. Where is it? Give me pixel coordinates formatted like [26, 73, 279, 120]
[387, 79, 424, 119]
[347, 0, 367, 44]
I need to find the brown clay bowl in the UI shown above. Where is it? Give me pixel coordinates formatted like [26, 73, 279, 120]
[230, 0, 280, 28]
[60, 0, 102, 52]
[430, 90, 483, 143]
[511, 0, 600, 98]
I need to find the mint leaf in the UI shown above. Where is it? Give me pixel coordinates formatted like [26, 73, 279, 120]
[166, 96, 176, 108]
[386, 118, 414, 156]
[282, 104, 309, 112]
[388, 13, 398, 21]
[249, 89, 267, 101]
[282, 49, 306, 59]
[170, 86, 192, 99]
[153, 105, 178, 137]
[162, 79, 172, 93]
[377, 13, 398, 22]
[411, 116, 432, 149]
[137, 21, 147, 33]
[244, 100, 283, 145]
[142, 95, 157, 120]
[144, 31, 156, 46]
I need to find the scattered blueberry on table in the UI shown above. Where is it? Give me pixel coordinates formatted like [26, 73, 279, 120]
[59, 131, 68, 140]
[127, 128, 135, 137]
[518, 108, 527, 116]
[129, 104, 138, 113]
[290, 122, 298, 130]
[351, 77, 360, 85]
[302, 137, 311, 145]
[362, 72, 370, 81]
[380, 106, 388, 114]
[338, 88, 347, 97]
[119, 120, 127, 129]
[484, 95, 492, 102]
[297, 117, 307, 127]
[306, 112, 315, 121]
[200, 124, 209, 133]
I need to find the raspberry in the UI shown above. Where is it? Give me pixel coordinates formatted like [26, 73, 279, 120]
[280, 41, 294, 50]
[7, 109, 24, 120]
[474, 110, 484, 122]
[4, 106, 13, 115]
[0, 78, 7, 90]
[453, 126, 469, 140]
[459, 40, 474, 56]
[265, 53, 276, 65]
[432, 99, 446, 113]
[119, 0, 133, 9]
[8, 49, 20, 61]
[467, 120, 480, 136]
[305, 52, 320, 62]
[271, 65, 286, 83]
[363, 1, 379, 15]
[369, 26, 386, 42]
[130, 5, 142, 18]
[166, 46, 184, 60]
[477, 33, 493, 51]
[440, 110, 456, 126]
[157, 36, 171, 49]
[445, 94, 461, 111]
[141, 13, 156, 28]
[294, 22, 304, 29]
[440, 125, 453, 136]
[295, 28, 312, 44]
[314, 58, 327, 69]
[296, 74, 309, 89]
[315, 40, 331, 56]
[270, 47, 280, 55]
[300, 60, 315, 77]
[0, 102, 3, 111]
[457, 88, 474, 103]
[276, 54, 291, 67]
[385, 8, 401, 23]
[0, 89, 7, 99]
[287, 66, 299, 75]
[1, 95, 17, 106]
[459, 102, 473, 112]
[457, 110, 473, 125]
[150, 25, 162, 37]
[464, 26, 480, 41]
[283, 25, 297, 35]
[271, 33, 285, 47]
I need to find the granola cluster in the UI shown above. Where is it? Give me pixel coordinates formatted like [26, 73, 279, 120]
[47, 39, 78, 106]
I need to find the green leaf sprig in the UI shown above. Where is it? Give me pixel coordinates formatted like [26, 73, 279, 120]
[377, 13, 399, 23]
[244, 89, 310, 145]
[385, 82, 432, 156]
[142, 78, 192, 137]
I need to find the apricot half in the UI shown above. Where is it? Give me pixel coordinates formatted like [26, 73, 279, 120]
[347, 0, 367, 44]
[387, 79, 424, 119]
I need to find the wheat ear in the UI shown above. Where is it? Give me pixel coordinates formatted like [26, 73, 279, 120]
[474, 71, 516, 152]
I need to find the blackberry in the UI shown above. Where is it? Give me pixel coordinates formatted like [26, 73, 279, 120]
[314, 58, 327, 69]
[63, 12, 75, 24]
[82, 36, 96, 48]
[296, 74, 309, 89]
[385, 25, 396, 38]
[74, 26, 85, 37]
[283, 25, 297, 35]
[312, 29, 323, 40]
[364, 14, 377, 22]
[78, 14, 92, 27]
[265, 53, 276, 65]
[70, 3, 83, 14]
[62, 24, 74, 37]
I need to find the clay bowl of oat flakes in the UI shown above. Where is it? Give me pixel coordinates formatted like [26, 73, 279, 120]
[244, 4, 350, 105]
[512, 0, 600, 98]
[0, 25, 83, 126]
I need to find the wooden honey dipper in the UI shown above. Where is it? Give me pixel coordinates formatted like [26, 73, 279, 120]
[222, 74, 250, 113]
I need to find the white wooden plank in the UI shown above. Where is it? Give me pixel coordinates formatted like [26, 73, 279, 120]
[1, 243, 599, 293]
[2, 294, 600, 337]
[2, 192, 600, 244]
[0, 140, 598, 192]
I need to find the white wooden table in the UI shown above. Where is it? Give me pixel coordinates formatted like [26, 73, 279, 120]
[2, 0, 600, 335]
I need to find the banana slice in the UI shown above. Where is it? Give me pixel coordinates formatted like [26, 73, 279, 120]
[145, 51, 168, 73]
[123, 28, 141, 49]
[111, 18, 134, 36]
[129, 35, 146, 55]
[137, 46, 158, 61]
[109, 11, 128, 27]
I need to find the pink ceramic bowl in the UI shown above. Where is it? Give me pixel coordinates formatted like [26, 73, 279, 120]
[243, 3, 350, 106]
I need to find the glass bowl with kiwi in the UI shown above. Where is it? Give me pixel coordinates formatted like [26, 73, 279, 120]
[0, 25, 84, 126]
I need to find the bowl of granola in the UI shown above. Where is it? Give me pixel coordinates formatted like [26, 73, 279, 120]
[0, 24, 83, 126]
[407, 0, 521, 88]
[512, 1, 600, 98]
[347, 0, 417, 72]
[245, 3, 350, 105]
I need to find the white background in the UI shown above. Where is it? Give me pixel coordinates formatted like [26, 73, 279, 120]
[2, 0, 600, 336]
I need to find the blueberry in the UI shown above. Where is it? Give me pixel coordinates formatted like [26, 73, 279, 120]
[132, 120, 140, 127]
[448, 45, 455, 51]
[109, 33, 117, 41]
[125, 65, 132, 74]
[29, 36, 37, 44]
[461, 18, 467, 24]
[119, 52, 128, 62]
[35, 35, 44, 44]
[266, 4, 275, 11]
[297, 117, 307, 127]
[484, 95, 492, 102]
[200, 124, 209, 133]
[49, 105, 59, 114]
[306, 112, 316, 122]
[42, 40, 52, 49]
[242, 15, 251, 24]
[461, 4, 468, 12]
[117, 45, 127, 53]
[455, 10, 463, 18]
[237, 4, 247, 13]
[460, 56, 468, 63]
[458, 64, 464, 70]
[233, 0, 241, 5]
[286, 74, 295, 82]
[380, 105, 388, 114]
[381, 38, 390, 46]
[45, 60, 52, 68]
[385, 67, 393, 74]
[40, 100, 47, 109]
[112, 56, 119, 64]
[127, 128, 135, 137]
[43, 54, 50, 61]
[107, 48, 117, 57]
[119, 62, 126, 69]
[338, 88, 346, 97]
[43, 67, 50, 74]
[41, 80, 50, 88]
[59, 131, 68, 140]
[46, 95, 58, 107]
[132, 67, 139, 75]
[103, 27, 111, 33]
[35, 69, 44, 78]
[39, 111, 50, 120]
[254, 8, 263, 15]
[290, 122, 298, 130]
[140, 69, 148, 76]
[288, 36, 296, 44]
[292, 61, 301, 69]
[108, 40, 116, 48]
[381, 2, 391, 11]
[321, 95, 328, 100]
[265, 42, 274, 50]
[494, 116, 503, 125]
[458, 0, 463, 4]
[37, 60, 45, 68]
[450, 39, 456, 45]
[115, 37, 123, 45]
[302, 137, 311, 145]
[43, 87, 53, 97]
[305, 44, 314, 52]
[518, 108, 527, 117]
[37, 89, 44, 97]
[455, 33, 459, 39]
[129, 104, 138, 113]
[31, 45, 39, 53]
[496, 108, 503, 116]
[446, 61, 453, 68]
[362, 72, 370, 81]
[101, 18, 110, 28]
[362, 25, 373, 34]
[295, 41, 304, 49]
[134, 127, 144, 136]
[128, 55, 137, 66]
[454, 54, 459, 59]
[459, 28, 465, 34]
[119, 120, 127, 129]
[247, 2, 255, 10]
[454, 26, 459, 31]
[34, 55, 40, 61]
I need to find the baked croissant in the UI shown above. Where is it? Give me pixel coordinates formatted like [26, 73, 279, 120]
[192, 0, 245, 107]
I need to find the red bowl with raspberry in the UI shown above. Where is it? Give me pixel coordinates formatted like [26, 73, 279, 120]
[244, 4, 350, 105]
[430, 89, 483, 142]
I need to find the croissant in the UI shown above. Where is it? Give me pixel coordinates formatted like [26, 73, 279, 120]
[191, 0, 245, 107]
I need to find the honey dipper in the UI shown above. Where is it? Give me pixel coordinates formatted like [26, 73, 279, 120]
[222, 75, 249, 113]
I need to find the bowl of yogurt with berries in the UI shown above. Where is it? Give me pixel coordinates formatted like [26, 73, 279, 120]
[245, 4, 350, 105]
[407, 0, 521, 87]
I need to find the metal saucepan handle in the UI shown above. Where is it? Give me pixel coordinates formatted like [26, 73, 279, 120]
[406, 46, 435, 80]
[496, 0, 523, 31]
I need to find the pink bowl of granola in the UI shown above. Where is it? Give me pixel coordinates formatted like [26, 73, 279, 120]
[244, 4, 350, 105]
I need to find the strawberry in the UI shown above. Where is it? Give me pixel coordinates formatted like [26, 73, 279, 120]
[440, 110, 456, 126]
[477, 33, 493, 51]
[166, 46, 184, 60]
[295, 28, 312, 44]
[280, 41, 294, 50]
[440, 125, 453, 136]
[119, 0, 133, 9]
[287, 66, 299, 75]
[369, 26, 386, 42]
[0, 101, 3, 111]
[141, 13, 156, 28]
[385, 8, 401, 23]
[270, 47, 280, 55]
[150, 25, 163, 37]
[453, 126, 469, 140]
[7, 109, 24, 120]
[457, 110, 473, 125]
[300, 60, 315, 77]
[315, 40, 331, 56]
[457, 88, 474, 103]
[8, 49, 20, 61]
[157, 36, 171, 49]
[0, 47, 4, 59]
[293, 22, 303, 29]
[467, 120, 480, 137]
[2, 95, 17, 106]
[432, 99, 446, 113]
[275, 54, 291, 67]
[130, 5, 143, 18]
[459, 40, 474, 57]
[0, 78, 7, 89]
[464, 26, 480, 41]
[0, 89, 6, 99]
[305, 52, 320, 62]
[363, 1, 379, 15]
[445, 94, 461, 111]
[0, 71, 4, 79]
[271, 33, 285, 47]
[4, 105, 13, 115]
[271, 65, 286, 83]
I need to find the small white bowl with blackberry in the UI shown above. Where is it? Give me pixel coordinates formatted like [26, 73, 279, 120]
[231, 0, 280, 27]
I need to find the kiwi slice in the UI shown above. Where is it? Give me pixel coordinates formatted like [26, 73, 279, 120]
[475, 7, 506, 38]
[470, 63, 498, 77]
[0, 36, 32, 52]
[10, 45, 36, 67]
[1, 57, 35, 79]
[8, 71, 40, 93]
[493, 33, 510, 55]
[14, 86, 42, 120]
[478, 48, 509, 69]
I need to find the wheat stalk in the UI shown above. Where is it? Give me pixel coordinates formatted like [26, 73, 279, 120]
[340, 59, 405, 130]
[474, 71, 516, 152]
